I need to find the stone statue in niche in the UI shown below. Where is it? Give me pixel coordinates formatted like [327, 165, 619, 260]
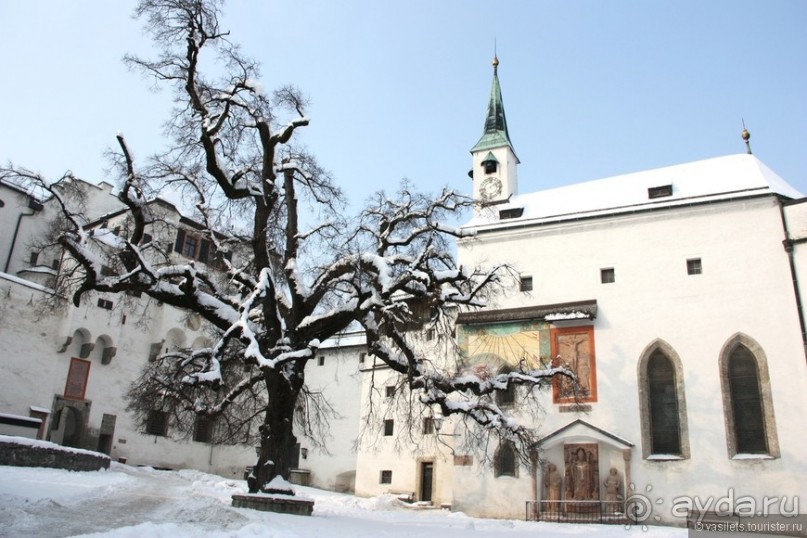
[564, 444, 599, 511]
[603, 467, 623, 513]
[543, 462, 562, 513]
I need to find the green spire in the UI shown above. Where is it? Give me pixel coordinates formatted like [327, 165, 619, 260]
[470, 55, 517, 159]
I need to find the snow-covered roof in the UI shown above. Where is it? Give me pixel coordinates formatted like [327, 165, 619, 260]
[319, 330, 367, 349]
[464, 154, 803, 231]
[536, 419, 633, 450]
[0, 177, 51, 204]
[0, 270, 56, 294]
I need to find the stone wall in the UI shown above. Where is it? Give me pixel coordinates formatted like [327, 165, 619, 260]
[0, 439, 110, 472]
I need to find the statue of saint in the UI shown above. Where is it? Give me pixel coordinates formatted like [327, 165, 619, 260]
[570, 447, 592, 500]
[603, 467, 623, 513]
[543, 463, 562, 513]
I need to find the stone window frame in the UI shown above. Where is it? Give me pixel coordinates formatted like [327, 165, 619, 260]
[637, 339, 690, 460]
[379, 470, 392, 484]
[718, 333, 779, 459]
[494, 441, 518, 478]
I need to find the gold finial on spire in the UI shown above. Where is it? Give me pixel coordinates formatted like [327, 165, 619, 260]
[492, 38, 499, 72]
[741, 119, 752, 155]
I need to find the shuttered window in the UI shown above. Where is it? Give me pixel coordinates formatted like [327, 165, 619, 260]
[175, 229, 229, 267]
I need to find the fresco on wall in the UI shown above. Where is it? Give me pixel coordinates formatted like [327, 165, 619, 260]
[457, 320, 550, 368]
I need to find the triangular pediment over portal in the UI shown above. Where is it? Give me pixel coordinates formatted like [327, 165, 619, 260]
[535, 419, 634, 450]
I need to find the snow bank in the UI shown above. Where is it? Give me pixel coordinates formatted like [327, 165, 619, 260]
[0, 463, 688, 538]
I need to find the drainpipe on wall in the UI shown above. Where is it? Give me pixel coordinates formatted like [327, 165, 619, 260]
[4, 197, 43, 274]
[777, 199, 807, 363]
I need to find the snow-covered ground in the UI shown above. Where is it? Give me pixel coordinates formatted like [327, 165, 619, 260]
[0, 463, 687, 538]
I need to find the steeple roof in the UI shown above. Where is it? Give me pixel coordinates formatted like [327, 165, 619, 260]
[470, 56, 518, 160]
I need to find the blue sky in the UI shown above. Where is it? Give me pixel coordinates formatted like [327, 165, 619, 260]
[1, 1, 805, 210]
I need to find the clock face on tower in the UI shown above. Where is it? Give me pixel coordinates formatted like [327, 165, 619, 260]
[480, 177, 503, 201]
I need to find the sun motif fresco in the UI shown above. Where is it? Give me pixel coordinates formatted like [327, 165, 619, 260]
[457, 320, 550, 368]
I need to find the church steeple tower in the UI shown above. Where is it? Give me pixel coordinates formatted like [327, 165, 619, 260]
[470, 56, 519, 204]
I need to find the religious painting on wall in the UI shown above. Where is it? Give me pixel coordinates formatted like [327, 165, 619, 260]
[551, 326, 597, 403]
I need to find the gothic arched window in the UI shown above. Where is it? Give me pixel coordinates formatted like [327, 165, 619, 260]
[728, 347, 766, 453]
[494, 441, 517, 478]
[647, 351, 681, 454]
[719, 334, 779, 458]
[637, 340, 690, 459]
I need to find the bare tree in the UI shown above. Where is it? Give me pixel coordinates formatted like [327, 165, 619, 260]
[1, 0, 571, 493]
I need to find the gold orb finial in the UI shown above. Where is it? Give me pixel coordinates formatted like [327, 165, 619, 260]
[492, 55, 499, 71]
[741, 121, 752, 154]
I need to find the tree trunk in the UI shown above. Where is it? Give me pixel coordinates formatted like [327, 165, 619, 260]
[248, 367, 302, 493]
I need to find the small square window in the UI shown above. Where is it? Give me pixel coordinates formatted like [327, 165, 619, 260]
[380, 470, 392, 484]
[193, 415, 213, 443]
[423, 417, 434, 435]
[385, 386, 395, 398]
[687, 258, 702, 275]
[519, 276, 533, 292]
[318, 356, 325, 366]
[601, 268, 615, 284]
[384, 419, 394, 436]
[145, 410, 168, 437]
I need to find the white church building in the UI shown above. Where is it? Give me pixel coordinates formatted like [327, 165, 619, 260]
[1, 57, 806, 529]
[348, 58, 807, 527]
